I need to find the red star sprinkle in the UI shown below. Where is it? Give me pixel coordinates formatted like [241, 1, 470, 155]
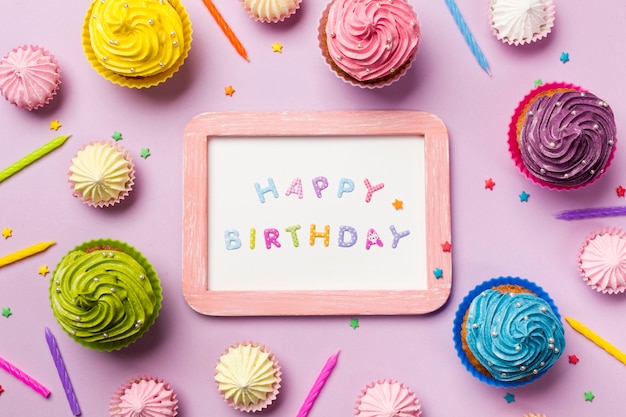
[441, 241, 452, 252]
[0, 385, 4, 393]
[617, 186, 625, 197]
[484, 178, 496, 190]
[568, 354, 580, 364]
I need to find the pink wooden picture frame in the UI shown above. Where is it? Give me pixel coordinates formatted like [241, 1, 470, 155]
[182, 111, 451, 316]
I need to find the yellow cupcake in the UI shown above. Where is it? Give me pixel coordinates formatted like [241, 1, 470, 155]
[82, 0, 192, 88]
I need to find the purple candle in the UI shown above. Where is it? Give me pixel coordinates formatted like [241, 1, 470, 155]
[45, 327, 81, 415]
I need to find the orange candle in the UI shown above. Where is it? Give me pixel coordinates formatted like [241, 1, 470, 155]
[202, 0, 249, 62]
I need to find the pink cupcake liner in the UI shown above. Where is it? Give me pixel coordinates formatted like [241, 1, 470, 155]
[68, 140, 136, 208]
[0, 45, 61, 111]
[317, 0, 418, 89]
[507, 81, 617, 191]
[489, 0, 555, 46]
[240, 0, 302, 23]
[214, 341, 282, 413]
[355, 379, 421, 417]
[109, 376, 178, 417]
[578, 227, 626, 294]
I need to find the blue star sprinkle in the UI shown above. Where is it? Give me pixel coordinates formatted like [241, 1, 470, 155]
[504, 393, 515, 403]
[433, 267, 443, 279]
[519, 191, 530, 202]
[560, 52, 570, 63]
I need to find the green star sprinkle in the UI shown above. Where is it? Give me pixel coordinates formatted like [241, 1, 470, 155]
[2, 307, 12, 318]
[584, 391, 595, 402]
[534, 79, 543, 87]
[350, 317, 359, 330]
[140, 147, 151, 159]
[112, 131, 123, 141]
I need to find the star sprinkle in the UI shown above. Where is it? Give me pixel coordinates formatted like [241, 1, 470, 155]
[38, 265, 50, 277]
[533, 79, 543, 87]
[1, 227, 12, 239]
[271, 42, 283, 53]
[519, 191, 530, 202]
[433, 267, 443, 279]
[224, 85, 236, 96]
[617, 185, 625, 197]
[0, 385, 3, 394]
[350, 317, 359, 330]
[568, 354, 580, 364]
[392, 199, 404, 210]
[560, 52, 570, 63]
[2, 307, 12, 318]
[584, 391, 595, 402]
[112, 131, 123, 141]
[140, 148, 151, 159]
[484, 178, 495, 190]
[49, 119, 62, 131]
[504, 393, 515, 403]
[441, 241, 452, 252]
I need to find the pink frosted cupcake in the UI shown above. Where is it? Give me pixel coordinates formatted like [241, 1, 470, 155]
[109, 376, 178, 417]
[0, 45, 61, 110]
[69, 141, 135, 208]
[489, 0, 555, 46]
[508, 82, 617, 190]
[240, 0, 302, 22]
[355, 380, 421, 417]
[319, 0, 421, 88]
[578, 227, 626, 294]
[214, 342, 281, 412]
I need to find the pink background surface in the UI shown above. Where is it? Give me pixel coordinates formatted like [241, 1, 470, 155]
[1, 0, 625, 415]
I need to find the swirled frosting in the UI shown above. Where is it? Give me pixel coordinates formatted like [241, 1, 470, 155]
[242, 0, 301, 22]
[51, 248, 157, 345]
[465, 289, 565, 382]
[111, 379, 177, 417]
[519, 90, 617, 187]
[88, 0, 184, 77]
[325, 0, 420, 82]
[490, 0, 555, 45]
[215, 343, 280, 411]
[356, 380, 421, 417]
[0, 45, 60, 110]
[579, 229, 626, 294]
[69, 143, 133, 205]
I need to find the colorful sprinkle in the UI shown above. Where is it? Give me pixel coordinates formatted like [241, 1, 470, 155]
[616, 185, 625, 197]
[504, 393, 515, 403]
[49, 120, 62, 131]
[111, 131, 123, 141]
[224, 85, 235, 96]
[271, 42, 283, 53]
[1, 228, 12, 239]
[433, 267, 443, 279]
[519, 191, 530, 202]
[38, 265, 49, 277]
[2, 307, 12, 318]
[568, 354, 580, 364]
[350, 317, 359, 329]
[560, 52, 570, 63]
[533, 79, 543, 87]
[392, 199, 403, 210]
[584, 391, 595, 402]
[484, 178, 495, 190]
[441, 241, 452, 252]
[140, 148, 151, 159]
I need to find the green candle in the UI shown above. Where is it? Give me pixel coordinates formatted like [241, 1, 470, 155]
[0, 134, 71, 183]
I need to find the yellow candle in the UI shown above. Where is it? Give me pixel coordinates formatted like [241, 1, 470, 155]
[565, 316, 626, 365]
[0, 241, 56, 268]
[0, 134, 71, 183]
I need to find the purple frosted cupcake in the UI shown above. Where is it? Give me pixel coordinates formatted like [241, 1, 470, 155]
[508, 82, 617, 190]
[453, 277, 565, 387]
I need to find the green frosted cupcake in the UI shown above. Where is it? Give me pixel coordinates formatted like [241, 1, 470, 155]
[49, 239, 162, 351]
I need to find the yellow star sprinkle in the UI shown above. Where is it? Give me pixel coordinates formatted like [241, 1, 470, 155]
[38, 265, 50, 277]
[224, 85, 236, 97]
[49, 119, 62, 131]
[1, 228, 12, 239]
[272, 42, 283, 53]
[392, 199, 404, 210]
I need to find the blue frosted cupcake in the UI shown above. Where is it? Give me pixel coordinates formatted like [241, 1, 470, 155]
[453, 277, 565, 387]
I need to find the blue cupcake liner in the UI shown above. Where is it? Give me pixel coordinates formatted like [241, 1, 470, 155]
[452, 276, 562, 388]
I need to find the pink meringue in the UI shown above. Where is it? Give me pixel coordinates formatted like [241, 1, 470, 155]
[578, 227, 626, 294]
[0, 45, 60, 110]
[109, 377, 178, 417]
[355, 380, 421, 417]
